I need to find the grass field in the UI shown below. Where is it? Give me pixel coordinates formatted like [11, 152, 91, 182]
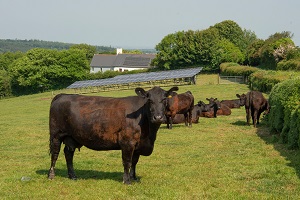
[1, 74, 300, 199]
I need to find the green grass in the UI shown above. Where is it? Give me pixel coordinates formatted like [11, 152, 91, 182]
[1, 74, 300, 199]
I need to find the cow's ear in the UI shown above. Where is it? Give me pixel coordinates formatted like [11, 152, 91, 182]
[206, 98, 209, 101]
[166, 86, 179, 96]
[135, 88, 147, 98]
[169, 86, 179, 93]
[236, 94, 240, 98]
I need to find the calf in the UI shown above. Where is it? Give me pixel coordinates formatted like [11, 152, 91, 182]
[220, 93, 247, 108]
[165, 91, 194, 129]
[245, 91, 270, 127]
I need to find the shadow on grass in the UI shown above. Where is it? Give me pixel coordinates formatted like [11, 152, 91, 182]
[231, 120, 248, 126]
[256, 118, 300, 179]
[36, 169, 124, 182]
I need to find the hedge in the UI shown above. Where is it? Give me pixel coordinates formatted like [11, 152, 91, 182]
[248, 70, 298, 93]
[268, 78, 300, 149]
[277, 59, 300, 71]
[219, 62, 258, 76]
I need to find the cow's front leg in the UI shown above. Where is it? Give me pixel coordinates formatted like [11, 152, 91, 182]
[130, 153, 140, 181]
[121, 146, 134, 184]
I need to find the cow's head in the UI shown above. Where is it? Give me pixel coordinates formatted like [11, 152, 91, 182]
[236, 93, 246, 106]
[135, 86, 179, 123]
[206, 97, 221, 118]
[197, 101, 210, 112]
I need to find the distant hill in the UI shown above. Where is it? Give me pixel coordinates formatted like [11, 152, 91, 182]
[0, 39, 156, 53]
[0, 39, 115, 53]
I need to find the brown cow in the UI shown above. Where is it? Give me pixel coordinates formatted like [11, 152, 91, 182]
[171, 101, 210, 124]
[245, 91, 270, 127]
[206, 97, 231, 116]
[200, 99, 220, 118]
[220, 93, 247, 108]
[48, 86, 179, 184]
[165, 91, 194, 129]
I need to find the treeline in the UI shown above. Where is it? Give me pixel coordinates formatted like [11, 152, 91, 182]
[153, 20, 299, 71]
[0, 39, 115, 53]
[1, 20, 299, 97]
[0, 44, 150, 97]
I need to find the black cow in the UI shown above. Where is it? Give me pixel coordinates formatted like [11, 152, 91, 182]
[165, 91, 194, 129]
[220, 93, 247, 108]
[48, 86, 179, 184]
[245, 91, 270, 127]
[171, 101, 210, 124]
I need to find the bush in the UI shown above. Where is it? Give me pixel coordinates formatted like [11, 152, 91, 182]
[277, 59, 300, 71]
[268, 78, 300, 148]
[220, 62, 258, 76]
[249, 70, 299, 93]
[0, 70, 12, 97]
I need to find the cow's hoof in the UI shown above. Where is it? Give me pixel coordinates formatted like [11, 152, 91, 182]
[68, 174, 77, 180]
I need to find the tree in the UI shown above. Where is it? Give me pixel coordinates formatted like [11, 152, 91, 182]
[212, 38, 244, 65]
[259, 32, 295, 69]
[9, 48, 89, 94]
[70, 43, 96, 61]
[0, 70, 12, 97]
[212, 20, 245, 52]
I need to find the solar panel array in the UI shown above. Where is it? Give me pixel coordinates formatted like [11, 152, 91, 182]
[67, 67, 202, 89]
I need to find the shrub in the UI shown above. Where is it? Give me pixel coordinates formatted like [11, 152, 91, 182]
[277, 59, 300, 71]
[220, 62, 258, 76]
[268, 78, 300, 148]
[249, 70, 298, 93]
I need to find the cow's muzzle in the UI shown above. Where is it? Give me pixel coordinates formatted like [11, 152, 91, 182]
[152, 115, 165, 123]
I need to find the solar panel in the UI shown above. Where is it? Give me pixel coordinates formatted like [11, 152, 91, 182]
[67, 67, 202, 89]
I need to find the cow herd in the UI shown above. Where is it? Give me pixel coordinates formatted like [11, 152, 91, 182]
[47, 86, 270, 184]
[166, 90, 270, 129]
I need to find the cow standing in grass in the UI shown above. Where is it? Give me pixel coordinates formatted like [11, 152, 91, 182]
[245, 91, 270, 127]
[165, 91, 194, 129]
[48, 86, 179, 184]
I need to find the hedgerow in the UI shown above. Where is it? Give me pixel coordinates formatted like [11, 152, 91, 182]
[248, 70, 297, 93]
[277, 59, 300, 71]
[268, 78, 300, 149]
[220, 62, 258, 76]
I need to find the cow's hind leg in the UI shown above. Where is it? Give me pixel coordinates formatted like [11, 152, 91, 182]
[48, 137, 62, 179]
[63, 137, 82, 180]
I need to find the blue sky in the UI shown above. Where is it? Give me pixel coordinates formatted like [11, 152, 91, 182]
[1, 0, 299, 49]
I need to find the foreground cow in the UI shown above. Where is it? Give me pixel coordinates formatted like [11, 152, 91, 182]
[245, 91, 270, 127]
[48, 86, 179, 184]
[171, 101, 210, 124]
[165, 91, 194, 129]
[220, 93, 247, 108]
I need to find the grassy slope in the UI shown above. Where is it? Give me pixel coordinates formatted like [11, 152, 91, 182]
[1, 74, 300, 199]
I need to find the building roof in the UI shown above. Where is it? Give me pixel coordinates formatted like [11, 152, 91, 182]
[90, 54, 156, 68]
